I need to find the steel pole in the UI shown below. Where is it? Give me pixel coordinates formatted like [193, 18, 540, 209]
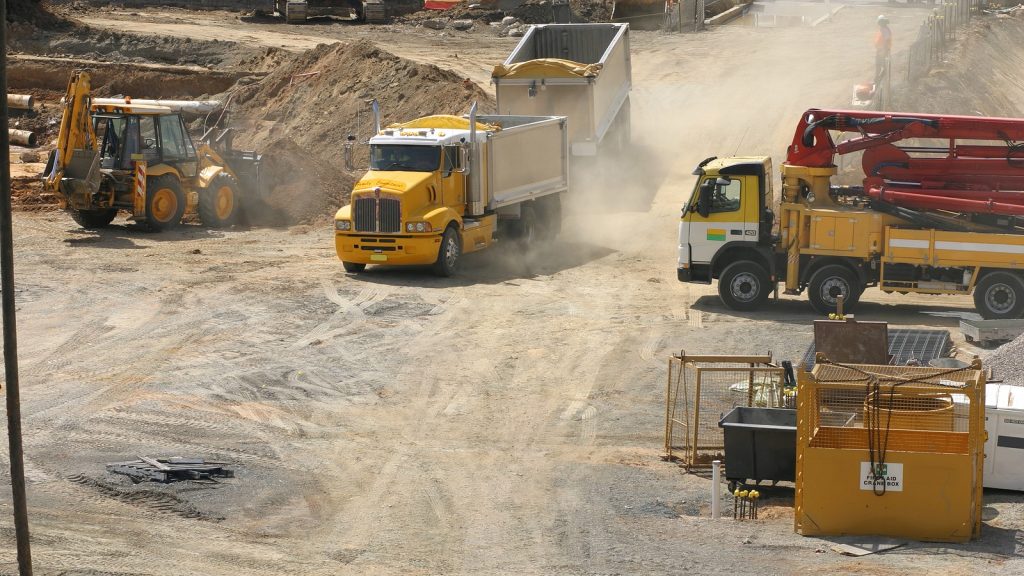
[0, 0, 34, 572]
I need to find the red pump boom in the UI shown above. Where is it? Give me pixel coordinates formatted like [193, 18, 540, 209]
[786, 109, 1024, 219]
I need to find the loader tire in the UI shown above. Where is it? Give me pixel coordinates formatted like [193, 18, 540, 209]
[718, 261, 770, 312]
[807, 264, 862, 316]
[433, 225, 461, 277]
[198, 173, 241, 228]
[974, 271, 1024, 320]
[144, 174, 185, 231]
[69, 208, 116, 229]
[343, 261, 366, 273]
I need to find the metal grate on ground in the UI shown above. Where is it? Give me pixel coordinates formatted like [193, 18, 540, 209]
[665, 354, 785, 469]
[801, 328, 952, 370]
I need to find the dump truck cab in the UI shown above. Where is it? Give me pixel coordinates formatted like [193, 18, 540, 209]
[678, 156, 776, 294]
[334, 117, 489, 274]
[335, 109, 570, 276]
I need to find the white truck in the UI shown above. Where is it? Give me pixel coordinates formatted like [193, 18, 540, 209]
[492, 23, 632, 157]
[334, 104, 569, 275]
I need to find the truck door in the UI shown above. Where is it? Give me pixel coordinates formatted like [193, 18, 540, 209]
[441, 145, 465, 214]
[681, 175, 758, 269]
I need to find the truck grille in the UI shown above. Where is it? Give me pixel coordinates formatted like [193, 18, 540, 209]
[379, 198, 400, 233]
[353, 196, 401, 233]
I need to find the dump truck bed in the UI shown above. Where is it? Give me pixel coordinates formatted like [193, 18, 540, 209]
[473, 114, 569, 211]
[492, 23, 631, 156]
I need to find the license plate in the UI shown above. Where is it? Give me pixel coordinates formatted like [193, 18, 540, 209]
[370, 254, 387, 262]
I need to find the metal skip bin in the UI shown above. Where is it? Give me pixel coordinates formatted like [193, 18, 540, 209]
[795, 359, 986, 542]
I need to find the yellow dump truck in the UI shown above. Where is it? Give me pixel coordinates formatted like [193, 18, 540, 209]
[492, 23, 631, 156]
[334, 104, 569, 275]
[678, 109, 1024, 319]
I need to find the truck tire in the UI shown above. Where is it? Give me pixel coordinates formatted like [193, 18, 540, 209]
[69, 208, 116, 229]
[144, 174, 186, 231]
[433, 225, 461, 277]
[537, 194, 562, 240]
[974, 271, 1024, 319]
[198, 173, 241, 228]
[343, 262, 366, 273]
[718, 261, 770, 311]
[808, 264, 862, 315]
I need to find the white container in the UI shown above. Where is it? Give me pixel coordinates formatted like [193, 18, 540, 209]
[984, 384, 1024, 491]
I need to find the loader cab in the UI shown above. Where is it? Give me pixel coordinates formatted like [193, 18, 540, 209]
[678, 156, 773, 283]
[93, 107, 197, 177]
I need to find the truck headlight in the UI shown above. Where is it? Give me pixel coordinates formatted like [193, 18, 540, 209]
[406, 222, 432, 233]
[335, 220, 351, 231]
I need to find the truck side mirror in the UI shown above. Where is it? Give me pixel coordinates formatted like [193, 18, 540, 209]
[697, 181, 713, 218]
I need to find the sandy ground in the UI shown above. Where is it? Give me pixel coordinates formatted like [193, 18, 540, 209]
[2, 5, 1023, 575]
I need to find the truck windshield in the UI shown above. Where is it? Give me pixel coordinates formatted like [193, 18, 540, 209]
[370, 145, 440, 172]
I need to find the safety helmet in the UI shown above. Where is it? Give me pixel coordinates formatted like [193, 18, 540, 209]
[877, 14, 889, 24]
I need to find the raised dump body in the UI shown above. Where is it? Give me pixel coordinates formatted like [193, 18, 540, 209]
[334, 108, 569, 275]
[492, 23, 631, 156]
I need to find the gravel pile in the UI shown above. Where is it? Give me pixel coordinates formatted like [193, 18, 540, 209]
[983, 333, 1024, 384]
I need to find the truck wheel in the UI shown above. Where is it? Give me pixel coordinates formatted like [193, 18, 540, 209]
[433, 225, 461, 277]
[718, 261, 770, 311]
[198, 173, 240, 228]
[537, 195, 562, 241]
[69, 208, 116, 229]
[145, 174, 186, 231]
[974, 271, 1024, 319]
[343, 262, 366, 273]
[808, 264, 862, 315]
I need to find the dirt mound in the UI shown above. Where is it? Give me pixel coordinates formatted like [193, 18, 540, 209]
[8, 0, 68, 27]
[230, 40, 493, 225]
[8, 20, 258, 68]
[894, 13, 1024, 116]
[511, 0, 612, 23]
[402, 0, 611, 24]
[247, 138, 351, 227]
[401, 2, 506, 23]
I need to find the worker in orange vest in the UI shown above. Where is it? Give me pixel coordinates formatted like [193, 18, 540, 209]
[875, 15, 892, 83]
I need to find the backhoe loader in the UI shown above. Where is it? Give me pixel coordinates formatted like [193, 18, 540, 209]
[44, 71, 263, 231]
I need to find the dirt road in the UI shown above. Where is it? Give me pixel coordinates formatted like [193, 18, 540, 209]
[3, 6, 1023, 575]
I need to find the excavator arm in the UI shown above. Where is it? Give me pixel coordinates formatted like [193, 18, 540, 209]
[43, 71, 100, 206]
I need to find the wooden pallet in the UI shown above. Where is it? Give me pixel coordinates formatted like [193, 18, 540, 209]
[106, 456, 234, 483]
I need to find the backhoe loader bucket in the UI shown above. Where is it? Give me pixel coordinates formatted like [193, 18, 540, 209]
[611, 0, 667, 28]
[59, 148, 102, 209]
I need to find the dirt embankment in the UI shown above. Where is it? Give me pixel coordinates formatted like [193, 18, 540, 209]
[894, 12, 1024, 116]
[230, 40, 493, 224]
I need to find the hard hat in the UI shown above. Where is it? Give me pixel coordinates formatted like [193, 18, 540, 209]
[877, 14, 889, 23]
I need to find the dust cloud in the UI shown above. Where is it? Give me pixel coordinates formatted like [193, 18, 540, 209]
[556, 8, 948, 260]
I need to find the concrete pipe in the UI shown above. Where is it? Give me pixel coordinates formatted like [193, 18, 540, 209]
[7, 94, 34, 110]
[92, 98, 223, 114]
[9, 129, 37, 147]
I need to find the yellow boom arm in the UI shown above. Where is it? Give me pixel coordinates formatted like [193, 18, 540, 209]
[44, 71, 97, 196]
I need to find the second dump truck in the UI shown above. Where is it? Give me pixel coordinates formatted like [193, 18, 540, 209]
[492, 23, 631, 156]
[334, 105, 569, 275]
[679, 109, 1024, 319]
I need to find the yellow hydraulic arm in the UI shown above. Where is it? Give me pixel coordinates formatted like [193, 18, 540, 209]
[44, 71, 97, 199]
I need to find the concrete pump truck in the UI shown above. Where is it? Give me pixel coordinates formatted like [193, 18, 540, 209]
[678, 109, 1024, 319]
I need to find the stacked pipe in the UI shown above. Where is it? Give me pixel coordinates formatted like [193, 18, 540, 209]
[868, 185, 1024, 217]
[7, 95, 36, 147]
